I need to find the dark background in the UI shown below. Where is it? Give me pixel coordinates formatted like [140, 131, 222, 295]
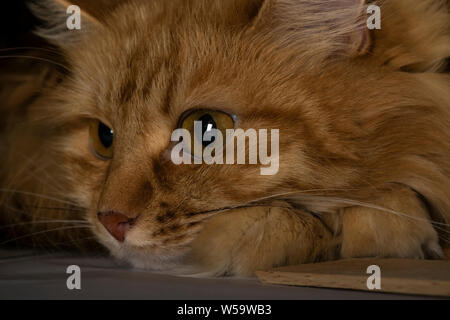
[0, 1, 42, 50]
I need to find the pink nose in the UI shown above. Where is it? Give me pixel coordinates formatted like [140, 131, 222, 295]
[97, 211, 138, 242]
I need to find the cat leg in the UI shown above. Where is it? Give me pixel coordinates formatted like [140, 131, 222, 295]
[187, 206, 339, 276]
[340, 186, 443, 260]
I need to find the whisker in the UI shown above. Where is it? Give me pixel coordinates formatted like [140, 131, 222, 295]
[0, 203, 84, 214]
[0, 189, 80, 206]
[184, 188, 358, 219]
[240, 188, 358, 206]
[245, 190, 450, 229]
[185, 203, 287, 223]
[0, 220, 89, 230]
[0, 226, 92, 246]
[0, 47, 62, 55]
[51, 236, 98, 247]
[0, 55, 70, 72]
[9, 154, 74, 202]
[185, 190, 450, 237]
[0, 204, 81, 225]
[282, 194, 450, 235]
[29, 206, 85, 212]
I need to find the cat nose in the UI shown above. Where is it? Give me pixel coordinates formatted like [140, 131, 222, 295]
[97, 211, 139, 242]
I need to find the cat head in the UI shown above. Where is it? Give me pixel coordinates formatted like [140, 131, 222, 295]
[12, 0, 449, 269]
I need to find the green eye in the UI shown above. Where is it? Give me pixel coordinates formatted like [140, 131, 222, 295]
[89, 120, 114, 160]
[180, 110, 234, 151]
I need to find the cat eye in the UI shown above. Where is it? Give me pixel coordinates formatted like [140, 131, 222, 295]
[180, 109, 234, 151]
[89, 120, 114, 160]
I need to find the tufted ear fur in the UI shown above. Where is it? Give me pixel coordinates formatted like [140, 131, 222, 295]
[29, 0, 121, 47]
[371, 0, 450, 72]
[249, 0, 449, 70]
[248, 0, 373, 59]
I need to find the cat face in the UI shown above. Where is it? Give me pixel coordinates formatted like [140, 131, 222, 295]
[32, 0, 365, 267]
[52, 2, 323, 267]
[6, 0, 449, 272]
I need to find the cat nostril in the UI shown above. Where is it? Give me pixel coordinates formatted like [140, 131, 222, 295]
[97, 211, 139, 242]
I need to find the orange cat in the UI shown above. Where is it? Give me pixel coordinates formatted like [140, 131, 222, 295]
[0, 0, 449, 276]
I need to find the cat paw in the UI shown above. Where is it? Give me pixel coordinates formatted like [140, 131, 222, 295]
[186, 205, 337, 276]
[340, 186, 444, 260]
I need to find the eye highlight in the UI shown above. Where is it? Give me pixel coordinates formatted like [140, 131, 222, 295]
[89, 120, 114, 160]
[180, 109, 234, 151]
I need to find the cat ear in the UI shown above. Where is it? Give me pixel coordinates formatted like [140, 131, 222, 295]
[370, 0, 450, 72]
[249, 0, 372, 59]
[250, 0, 450, 71]
[29, 0, 105, 47]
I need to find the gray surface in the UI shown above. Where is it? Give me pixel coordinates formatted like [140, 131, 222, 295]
[0, 249, 428, 300]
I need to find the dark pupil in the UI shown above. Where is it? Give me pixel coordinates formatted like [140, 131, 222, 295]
[199, 114, 217, 147]
[98, 122, 114, 148]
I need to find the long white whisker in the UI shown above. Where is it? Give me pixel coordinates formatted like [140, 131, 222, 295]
[0, 55, 70, 71]
[0, 220, 89, 230]
[284, 195, 450, 235]
[51, 236, 98, 247]
[243, 188, 358, 205]
[0, 47, 63, 55]
[0, 189, 79, 206]
[0, 226, 92, 246]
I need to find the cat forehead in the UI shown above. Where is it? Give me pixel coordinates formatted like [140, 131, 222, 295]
[62, 0, 373, 126]
[68, 2, 275, 123]
[65, 6, 195, 114]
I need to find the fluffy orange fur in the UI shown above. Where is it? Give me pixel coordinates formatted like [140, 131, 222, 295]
[0, 0, 449, 276]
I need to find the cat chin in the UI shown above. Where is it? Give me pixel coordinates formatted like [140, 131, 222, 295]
[103, 241, 190, 273]
[94, 231, 198, 273]
[100, 241, 221, 276]
[110, 247, 244, 277]
[95, 228, 237, 277]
